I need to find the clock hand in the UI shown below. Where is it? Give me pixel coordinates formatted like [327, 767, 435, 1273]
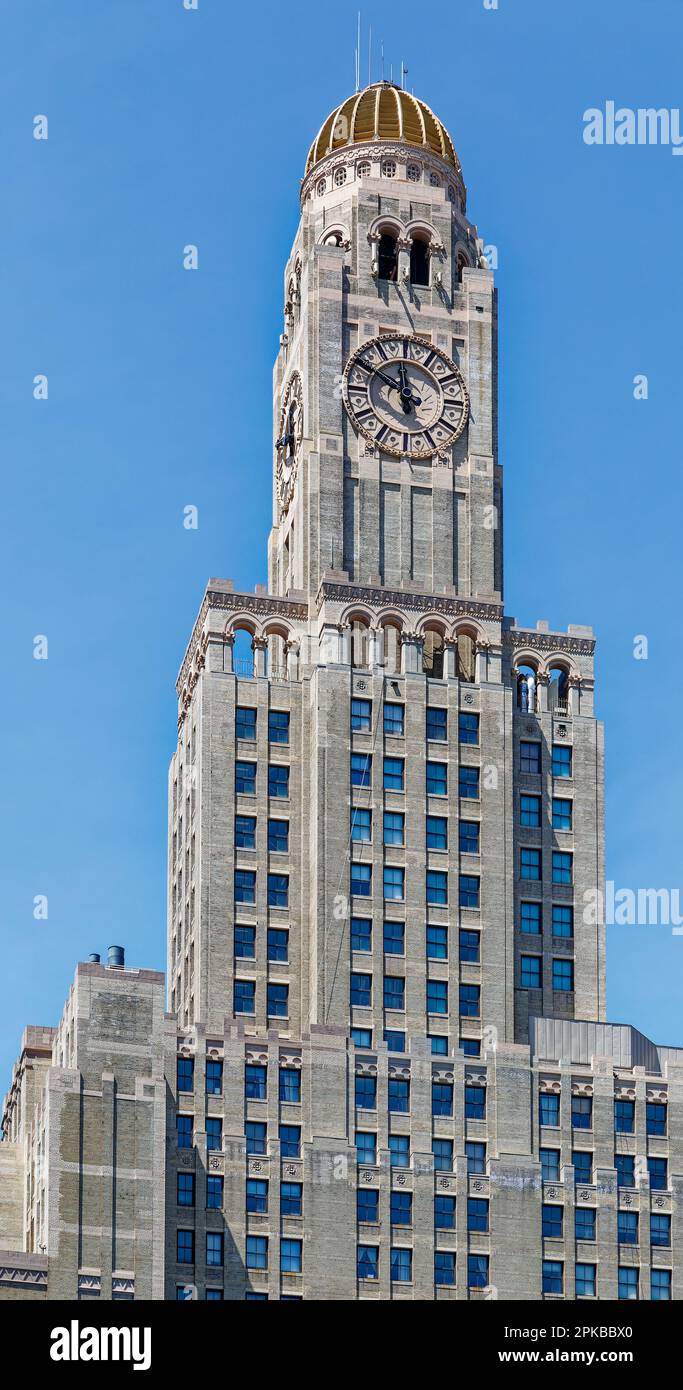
[357, 357, 401, 393]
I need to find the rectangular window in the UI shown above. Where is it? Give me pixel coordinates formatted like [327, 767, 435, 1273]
[459, 984, 480, 1018]
[351, 807, 372, 842]
[384, 757, 404, 791]
[426, 707, 447, 742]
[357, 1188, 379, 1223]
[176, 1115, 192, 1149]
[388, 1077, 410, 1113]
[384, 975, 405, 1011]
[268, 764, 289, 798]
[651, 1213, 671, 1248]
[468, 1254, 489, 1290]
[384, 703, 404, 736]
[520, 794, 541, 827]
[426, 815, 448, 851]
[268, 710, 290, 745]
[177, 1229, 194, 1265]
[427, 924, 448, 960]
[618, 1210, 638, 1245]
[246, 1178, 268, 1214]
[572, 1150, 592, 1183]
[465, 1084, 486, 1121]
[459, 712, 479, 745]
[461, 1038, 481, 1057]
[459, 929, 480, 963]
[236, 707, 257, 740]
[383, 920, 405, 956]
[520, 848, 541, 881]
[552, 744, 572, 778]
[267, 982, 289, 1018]
[651, 1269, 671, 1301]
[356, 1132, 377, 1166]
[427, 761, 447, 796]
[245, 1122, 267, 1155]
[427, 870, 448, 905]
[351, 973, 372, 1008]
[279, 1125, 300, 1159]
[246, 1235, 268, 1271]
[520, 740, 541, 774]
[235, 760, 256, 795]
[459, 874, 479, 908]
[280, 1238, 303, 1275]
[648, 1157, 667, 1191]
[390, 1190, 413, 1227]
[459, 821, 480, 855]
[206, 1118, 222, 1153]
[234, 979, 255, 1014]
[539, 1092, 560, 1127]
[267, 927, 288, 963]
[207, 1232, 224, 1268]
[268, 818, 289, 853]
[432, 1081, 454, 1117]
[235, 814, 256, 849]
[647, 1101, 667, 1136]
[433, 1138, 454, 1172]
[235, 869, 256, 904]
[435, 1250, 456, 1286]
[552, 904, 574, 938]
[267, 872, 288, 907]
[384, 1029, 406, 1052]
[552, 959, 574, 992]
[615, 1154, 635, 1189]
[427, 979, 448, 1015]
[468, 1198, 489, 1232]
[206, 1175, 224, 1210]
[235, 925, 256, 959]
[389, 1134, 410, 1168]
[552, 797, 572, 830]
[351, 752, 372, 788]
[542, 1261, 563, 1295]
[520, 901, 542, 934]
[383, 811, 405, 846]
[435, 1194, 456, 1230]
[351, 863, 372, 897]
[520, 955, 541, 989]
[466, 1141, 486, 1175]
[279, 1068, 301, 1104]
[355, 1074, 377, 1110]
[384, 866, 405, 901]
[357, 1245, 379, 1280]
[575, 1263, 596, 1298]
[177, 1057, 194, 1093]
[430, 1034, 449, 1055]
[390, 1247, 412, 1283]
[351, 697, 372, 732]
[575, 1207, 596, 1242]
[177, 1172, 195, 1207]
[540, 1148, 560, 1182]
[618, 1267, 638, 1301]
[459, 765, 480, 799]
[351, 1028, 372, 1047]
[614, 1099, 635, 1134]
[572, 1096, 593, 1130]
[245, 1063, 267, 1100]
[206, 1060, 223, 1095]
[542, 1204, 563, 1239]
[351, 917, 372, 953]
[552, 850, 572, 885]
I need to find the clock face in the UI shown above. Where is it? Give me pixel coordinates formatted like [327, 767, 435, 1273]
[276, 373, 304, 515]
[342, 334, 469, 459]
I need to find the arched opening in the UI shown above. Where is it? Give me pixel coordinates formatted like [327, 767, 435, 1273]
[455, 632, 476, 683]
[322, 230, 344, 247]
[457, 252, 469, 284]
[378, 233, 398, 282]
[548, 667, 570, 714]
[266, 631, 288, 681]
[423, 628, 445, 679]
[351, 619, 370, 670]
[410, 236, 430, 287]
[381, 622, 402, 675]
[516, 664, 538, 713]
[232, 627, 255, 677]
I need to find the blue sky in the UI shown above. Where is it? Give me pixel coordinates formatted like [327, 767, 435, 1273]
[1, 0, 682, 1086]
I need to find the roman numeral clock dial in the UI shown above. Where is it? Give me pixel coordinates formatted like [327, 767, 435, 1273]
[342, 333, 469, 459]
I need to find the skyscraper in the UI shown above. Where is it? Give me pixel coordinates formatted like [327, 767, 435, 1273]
[2, 81, 681, 1304]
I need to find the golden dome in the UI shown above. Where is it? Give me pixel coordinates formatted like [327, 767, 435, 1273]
[305, 82, 462, 180]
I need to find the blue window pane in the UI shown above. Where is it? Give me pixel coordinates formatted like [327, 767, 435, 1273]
[459, 820, 480, 854]
[520, 955, 541, 988]
[572, 1150, 592, 1183]
[384, 758, 404, 791]
[206, 1060, 223, 1095]
[540, 1149, 560, 1181]
[651, 1269, 671, 1301]
[177, 1114, 193, 1148]
[552, 904, 573, 938]
[279, 1125, 301, 1158]
[552, 959, 574, 992]
[468, 1197, 489, 1233]
[614, 1099, 635, 1133]
[177, 1173, 195, 1207]
[427, 870, 448, 905]
[206, 1118, 222, 1152]
[460, 1037, 480, 1056]
[429, 1035, 448, 1055]
[427, 979, 448, 1014]
[206, 1175, 224, 1210]
[552, 744, 572, 778]
[388, 1077, 410, 1113]
[355, 1074, 377, 1110]
[280, 1239, 302, 1274]
[268, 818, 289, 853]
[267, 928, 289, 962]
[426, 815, 447, 851]
[351, 807, 372, 842]
[647, 1102, 667, 1136]
[268, 710, 290, 744]
[351, 698, 372, 732]
[357, 1245, 378, 1280]
[177, 1057, 194, 1093]
[520, 901, 542, 934]
[539, 1092, 560, 1127]
[177, 1230, 194, 1264]
[435, 1250, 456, 1286]
[648, 1157, 667, 1191]
[235, 869, 256, 903]
[459, 984, 480, 1018]
[575, 1207, 596, 1242]
[383, 811, 405, 845]
[390, 1247, 412, 1283]
[618, 1210, 638, 1245]
[426, 707, 447, 742]
[384, 976, 405, 1011]
[465, 1085, 486, 1120]
[520, 740, 541, 774]
[427, 924, 448, 959]
[542, 1260, 563, 1294]
[236, 707, 257, 740]
[235, 815, 256, 849]
[246, 1235, 268, 1270]
[390, 1191, 412, 1226]
[389, 1134, 410, 1168]
[235, 926, 255, 959]
[432, 1082, 453, 1117]
[267, 982, 289, 1017]
[235, 761, 256, 795]
[351, 753, 372, 787]
[575, 1263, 596, 1297]
[520, 794, 541, 827]
[279, 1068, 301, 1103]
[468, 1254, 489, 1289]
[552, 797, 572, 830]
[268, 764, 290, 798]
[245, 1064, 267, 1100]
[383, 920, 405, 955]
[351, 918, 372, 953]
[356, 1132, 377, 1165]
[459, 765, 479, 798]
[357, 1188, 378, 1222]
[459, 874, 479, 908]
[433, 1139, 453, 1171]
[466, 1142, 486, 1175]
[351, 1028, 372, 1047]
[427, 761, 447, 796]
[207, 1232, 224, 1267]
[435, 1195, 456, 1230]
[552, 851, 572, 885]
[267, 872, 289, 907]
[618, 1266, 638, 1301]
[542, 1204, 563, 1239]
[350, 973, 372, 1007]
[616, 1154, 635, 1188]
[384, 1030, 406, 1053]
[234, 979, 255, 1014]
[351, 863, 372, 897]
[383, 866, 405, 900]
[384, 704, 404, 735]
[459, 712, 479, 745]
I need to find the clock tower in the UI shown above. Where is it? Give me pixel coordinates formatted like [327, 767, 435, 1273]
[268, 82, 502, 606]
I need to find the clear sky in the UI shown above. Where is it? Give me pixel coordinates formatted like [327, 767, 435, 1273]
[1, 0, 682, 1087]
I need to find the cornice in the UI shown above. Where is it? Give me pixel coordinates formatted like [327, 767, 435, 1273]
[301, 141, 466, 208]
[176, 588, 309, 697]
[316, 580, 503, 623]
[504, 628, 596, 657]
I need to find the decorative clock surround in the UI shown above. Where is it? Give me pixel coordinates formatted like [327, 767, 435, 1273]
[342, 332, 469, 459]
[276, 371, 304, 515]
